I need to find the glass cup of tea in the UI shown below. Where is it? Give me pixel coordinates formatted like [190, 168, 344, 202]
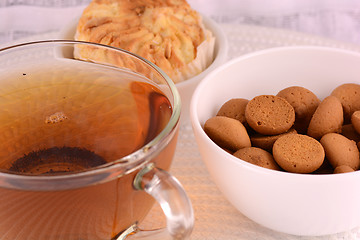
[0, 40, 193, 240]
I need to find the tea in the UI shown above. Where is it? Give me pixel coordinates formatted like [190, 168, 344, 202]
[0, 59, 177, 239]
[9, 146, 107, 174]
[0, 60, 172, 174]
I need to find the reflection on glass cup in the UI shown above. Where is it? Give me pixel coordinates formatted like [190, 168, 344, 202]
[0, 41, 193, 240]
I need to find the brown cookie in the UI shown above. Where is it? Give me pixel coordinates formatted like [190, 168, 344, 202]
[245, 95, 295, 135]
[222, 148, 234, 155]
[250, 128, 297, 152]
[331, 83, 360, 122]
[233, 147, 281, 170]
[216, 98, 249, 124]
[204, 116, 251, 152]
[334, 165, 355, 174]
[351, 110, 360, 135]
[273, 134, 325, 173]
[307, 96, 343, 139]
[277, 86, 320, 133]
[313, 159, 334, 174]
[320, 133, 360, 170]
[341, 124, 360, 142]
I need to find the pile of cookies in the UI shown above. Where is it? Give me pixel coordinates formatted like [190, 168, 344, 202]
[204, 83, 360, 174]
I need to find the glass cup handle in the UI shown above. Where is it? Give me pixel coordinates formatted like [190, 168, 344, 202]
[116, 163, 194, 240]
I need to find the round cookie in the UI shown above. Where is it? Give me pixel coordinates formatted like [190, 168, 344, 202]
[233, 147, 281, 170]
[245, 95, 295, 135]
[216, 98, 249, 124]
[204, 116, 251, 151]
[273, 134, 325, 173]
[250, 128, 297, 152]
[320, 133, 360, 170]
[331, 83, 360, 122]
[307, 96, 343, 139]
[277, 86, 320, 119]
[334, 165, 355, 174]
[351, 110, 360, 135]
[277, 86, 320, 133]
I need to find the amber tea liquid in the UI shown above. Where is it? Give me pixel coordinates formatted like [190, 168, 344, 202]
[0, 59, 177, 239]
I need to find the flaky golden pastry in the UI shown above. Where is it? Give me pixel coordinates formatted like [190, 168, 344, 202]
[75, 0, 215, 82]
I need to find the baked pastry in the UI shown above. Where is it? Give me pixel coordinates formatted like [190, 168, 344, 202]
[277, 86, 320, 133]
[204, 116, 251, 152]
[245, 95, 295, 135]
[341, 124, 360, 142]
[351, 110, 360, 134]
[233, 147, 281, 170]
[273, 134, 325, 174]
[216, 98, 249, 124]
[331, 83, 360, 122]
[75, 0, 215, 83]
[334, 165, 355, 174]
[320, 133, 360, 170]
[250, 128, 297, 152]
[307, 96, 343, 139]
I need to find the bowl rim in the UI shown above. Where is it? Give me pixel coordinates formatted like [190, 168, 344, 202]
[190, 45, 360, 179]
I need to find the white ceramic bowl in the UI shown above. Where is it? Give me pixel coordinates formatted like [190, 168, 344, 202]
[190, 46, 360, 236]
[58, 15, 228, 124]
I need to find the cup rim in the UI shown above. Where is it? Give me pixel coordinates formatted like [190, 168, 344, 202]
[0, 40, 181, 188]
